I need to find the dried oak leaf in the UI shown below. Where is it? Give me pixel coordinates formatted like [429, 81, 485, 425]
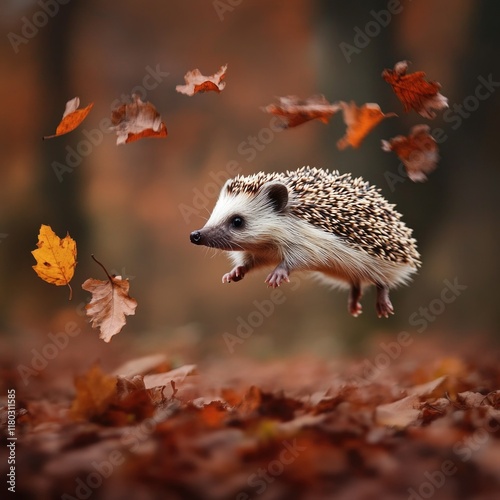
[337, 101, 396, 150]
[176, 64, 227, 96]
[375, 375, 448, 428]
[382, 60, 448, 119]
[32, 224, 77, 300]
[143, 364, 197, 390]
[43, 97, 94, 139]
[82, 257, 137, 342]
[381, 124, 439, 182]
[110, 94, 168, 145]
[262, 95, 341, 129]
[70, 363, 118, 420]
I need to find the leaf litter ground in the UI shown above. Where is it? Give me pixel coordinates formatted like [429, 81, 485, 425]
[2, 335, 500, 500]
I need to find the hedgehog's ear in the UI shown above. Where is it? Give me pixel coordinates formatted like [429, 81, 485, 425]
[261, 182, 289, 212]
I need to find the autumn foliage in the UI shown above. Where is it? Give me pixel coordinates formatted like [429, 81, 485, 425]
[8, 340, 500, 499]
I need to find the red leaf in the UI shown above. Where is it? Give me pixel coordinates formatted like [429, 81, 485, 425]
[176, 64, 227, 96]
[262, 95, 341, 129]
[382, 124, 439, 182]
[382, 60, 448, 119]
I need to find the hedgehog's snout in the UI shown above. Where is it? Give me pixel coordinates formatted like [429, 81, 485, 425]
[190, 230, 203, 245]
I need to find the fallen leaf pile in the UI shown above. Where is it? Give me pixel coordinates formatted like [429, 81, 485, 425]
[5, 339, 500, 499]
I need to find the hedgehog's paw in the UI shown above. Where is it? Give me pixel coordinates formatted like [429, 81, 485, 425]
[348, 283, 363, 317]
[265, 263, 290, 288]
[376, 284, 394, 318]
[222, 266, 247, 283]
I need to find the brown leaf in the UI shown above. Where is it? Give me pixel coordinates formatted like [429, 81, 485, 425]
[143, 364, 197, 389]
[81, 257, 137, 342]
[375, 376, 448, 428]
[262, 95, 341, 129]
[382, 60, 448, 119]
[110, 94, 168, 145]
[70, 364, 118, 420]
[176, 64, 227, 96]
[112, 354, 169, 378]
[43, 97, 94, 139]
[381, 124, 439, 182]
[337, 101, 396, 150]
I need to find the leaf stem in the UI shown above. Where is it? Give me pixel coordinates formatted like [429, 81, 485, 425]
[91, 254, 113, 282]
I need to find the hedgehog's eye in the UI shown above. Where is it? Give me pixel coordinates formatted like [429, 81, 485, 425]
[231, 216, 244, 228]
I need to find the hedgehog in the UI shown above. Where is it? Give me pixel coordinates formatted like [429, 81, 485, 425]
[190, 166, 420, 317]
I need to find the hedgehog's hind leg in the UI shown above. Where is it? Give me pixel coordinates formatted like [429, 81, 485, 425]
[348, 282, 363, 317]
[376, 283, 394, 318]
[265, 261, 290, 288]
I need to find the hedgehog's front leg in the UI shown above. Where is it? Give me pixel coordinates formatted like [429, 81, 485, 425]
[222, 252, 255, 283]
[376, 283, 394, 318]
[222, 265, 248, 283]
[265, 261, 290, 288]
[348, 283, 363, 317]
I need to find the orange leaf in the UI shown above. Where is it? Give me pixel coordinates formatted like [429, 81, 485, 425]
[176, 64, 227, 96]
[382, 60, 448, 119]
[70, 363, 118, 420]
[262, 95, 341, 129]
[43, 97, 94, 139]
[337, 101, 396, 150]
[110, 94, 168, 145]
[382, 124, 439, 182]
[31, 224, 77, 299]
[81, 256, 137, 342]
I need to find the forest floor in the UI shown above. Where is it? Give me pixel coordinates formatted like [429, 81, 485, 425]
[2, 334, 500, 500]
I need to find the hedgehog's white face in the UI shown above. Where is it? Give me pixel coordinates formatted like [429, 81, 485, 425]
[190, 181, 290, 252]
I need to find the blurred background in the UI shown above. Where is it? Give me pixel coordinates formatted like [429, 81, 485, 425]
[1, 0, 499, 378]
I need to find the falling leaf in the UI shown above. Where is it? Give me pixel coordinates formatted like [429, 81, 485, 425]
[381, 124, 439, 182]
[262, 95, 341, 129]
[382, 60, 448, 119]
[337, 101, 396, 150]
[70, 363, 118, 420]
[81, 256, 138, 342]
[43, 97, 94, 139]
[110, 94, 168, 145]
[32, 224, 77, 299]
[176, 64, 227, 96]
